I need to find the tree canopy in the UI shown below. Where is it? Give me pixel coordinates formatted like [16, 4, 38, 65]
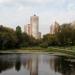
[0, 23, 75, 50]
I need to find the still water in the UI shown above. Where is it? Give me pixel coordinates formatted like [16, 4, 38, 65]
[0, 53, 75, 75]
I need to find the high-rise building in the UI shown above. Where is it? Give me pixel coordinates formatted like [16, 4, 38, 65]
[24, 14, 41, 39]
[50, 21, 60, 34]
[24, 24, 31, 36]
[50, 24, 54, 34]
[38, 32, 41, 39]
[30, 14, 39, 39]
[71, 21, 75, 29]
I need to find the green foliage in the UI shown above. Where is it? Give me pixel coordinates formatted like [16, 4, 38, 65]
[0, 25, 40, 50]
[0, 26, 17, 49]
[40, 42, 48, 48]
[16, 26, 22, 48]
[56, 24, 75, 46]
[42, 23, 75, 47]
[43, 34, 56, 46]
[1, 23, 75, 50]
[20, 33, 30, 47]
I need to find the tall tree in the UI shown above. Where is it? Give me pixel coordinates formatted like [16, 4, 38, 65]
[16, 26, 22, 47]
[0, 25, 17, 49]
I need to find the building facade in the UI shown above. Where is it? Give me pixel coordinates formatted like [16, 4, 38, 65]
[24, 24, 31, 36]
[24, 14, 41, 39]
[71, 21, 75, 29]
[50, 21, 60, 34]
[30, 15, 39, 39]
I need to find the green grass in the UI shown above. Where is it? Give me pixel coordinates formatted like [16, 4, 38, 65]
[46, 46, 75, 55]
[17, 46, 75, 56]
[1, 46, 75, 56]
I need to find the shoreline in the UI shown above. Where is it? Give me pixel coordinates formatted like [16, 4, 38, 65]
[0, 49, 75, 57]
[0, 46, 75, 56]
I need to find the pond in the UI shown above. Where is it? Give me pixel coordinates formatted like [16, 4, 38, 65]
[0, 53, 75, 75]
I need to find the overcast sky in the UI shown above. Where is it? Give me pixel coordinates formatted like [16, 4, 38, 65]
[0, 0, 75, 34]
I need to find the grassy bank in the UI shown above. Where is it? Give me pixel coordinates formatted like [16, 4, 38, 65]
[47, 47, 75, 55]
[0, 46, 75, 56]
[18, 46, 75, 55]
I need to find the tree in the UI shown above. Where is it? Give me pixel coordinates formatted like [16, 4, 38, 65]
[0, 25, 17, 49]
[16, 26, 22, 47]
[20, 32, 30, 47]
[55, 23, 74, 46]
[42, 34, 56, 46]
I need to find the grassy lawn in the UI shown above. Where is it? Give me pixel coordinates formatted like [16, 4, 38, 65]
[13, 46, 75, 55]
[46, 46, 75, 55]
[20, 46, 75, 55]
[0, 46, 75, 56]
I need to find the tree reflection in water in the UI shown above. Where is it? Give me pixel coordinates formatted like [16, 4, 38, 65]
[0, 54, 75, 75]
[15, 55, 21, 71]
[53, 56, 75, 75]
[0, 54, 15, 73]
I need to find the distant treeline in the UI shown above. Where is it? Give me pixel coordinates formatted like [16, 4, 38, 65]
[0, 23, 75, 50]
[42, 23, 75, 47]
[0, 25, 40, 50]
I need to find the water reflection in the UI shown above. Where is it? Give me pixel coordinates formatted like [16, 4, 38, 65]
[15, 56, 21, 71]
[54, 56, 75, 75]
[0, 54, 75, 75]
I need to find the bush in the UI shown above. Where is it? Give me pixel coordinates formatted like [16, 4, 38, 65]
[40, 42, 48, 48]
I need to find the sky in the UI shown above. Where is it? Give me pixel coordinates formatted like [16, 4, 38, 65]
[0, 0, 75, 34]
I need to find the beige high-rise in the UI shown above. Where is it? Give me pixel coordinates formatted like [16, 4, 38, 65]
[50, 21, 60, 34]
[24, 15, 41, 39]
[30, 14, 39, 39]
[24, 24, 32, 36]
